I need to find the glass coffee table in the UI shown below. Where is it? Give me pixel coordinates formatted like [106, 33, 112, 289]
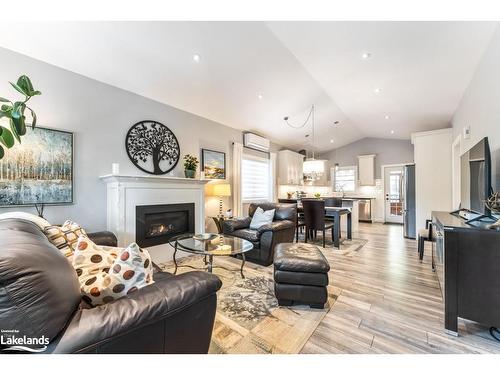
[169, 233, 254, 278]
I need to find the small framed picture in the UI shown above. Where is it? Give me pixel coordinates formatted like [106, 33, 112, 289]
[201, 149, 226, 179]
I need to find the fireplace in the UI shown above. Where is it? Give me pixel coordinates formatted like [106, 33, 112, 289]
[136, 203, 195, 247]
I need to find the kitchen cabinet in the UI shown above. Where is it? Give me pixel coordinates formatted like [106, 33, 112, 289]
[358, 154, 376, 186]
[278, 150, 304, 185]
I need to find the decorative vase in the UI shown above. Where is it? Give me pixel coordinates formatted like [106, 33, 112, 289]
[184, 169, 196, 178]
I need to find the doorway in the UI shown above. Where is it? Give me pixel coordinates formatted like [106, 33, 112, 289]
[384, 165, 404, 224]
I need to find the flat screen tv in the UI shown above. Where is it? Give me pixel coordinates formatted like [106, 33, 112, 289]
[0, 126, 73, 206]
[460, 137, 492, 215]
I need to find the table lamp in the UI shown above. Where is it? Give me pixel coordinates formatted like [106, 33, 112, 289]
[211, 184, 231, 217]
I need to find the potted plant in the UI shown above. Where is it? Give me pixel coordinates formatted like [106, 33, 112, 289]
[183, 154, 199, 178]
[0, 75, 41, 159]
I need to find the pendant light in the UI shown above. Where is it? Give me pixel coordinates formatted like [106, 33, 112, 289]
[284, 105, 326, 181]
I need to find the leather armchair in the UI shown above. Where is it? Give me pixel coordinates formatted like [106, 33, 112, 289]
[87, 230, 118, 247]
[223, 203, 297, 266]
[0, 218, 222, 354]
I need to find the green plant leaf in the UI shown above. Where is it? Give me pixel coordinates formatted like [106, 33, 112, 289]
[17, 75, 34, 95]
[31, 90, 41, 96]
[0, 126, 15, 148]
[9, 119, 21, 143]
[11, 101, 25, 119]
[0, 144, 4, 159]
[0, 97, 10, 102]
[30, 109, 37, 129]
[9, 81, 28, 97]
[11, 115, 26, 136]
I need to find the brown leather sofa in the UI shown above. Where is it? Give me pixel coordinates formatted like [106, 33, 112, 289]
[0, 218, 222, 354]
[223, 203, 297, 266]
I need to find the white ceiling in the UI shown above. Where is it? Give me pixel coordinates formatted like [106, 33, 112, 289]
[0, 21, 497, 151]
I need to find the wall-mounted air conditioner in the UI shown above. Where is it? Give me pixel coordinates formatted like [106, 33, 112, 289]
[243, 132, 270, 152]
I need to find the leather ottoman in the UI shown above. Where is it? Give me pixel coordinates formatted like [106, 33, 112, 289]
[273, 243, 330, 309]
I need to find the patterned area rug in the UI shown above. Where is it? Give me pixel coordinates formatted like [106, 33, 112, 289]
[160, 238, 367, 354]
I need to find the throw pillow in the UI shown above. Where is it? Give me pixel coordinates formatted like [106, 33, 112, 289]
[73, 235, 154, 306]
[249, 206, 275, 230]
[44, 220, 87, 261]
[0, 211, 51, 229]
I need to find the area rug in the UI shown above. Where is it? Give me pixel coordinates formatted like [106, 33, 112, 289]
[159, 238, 367, 354]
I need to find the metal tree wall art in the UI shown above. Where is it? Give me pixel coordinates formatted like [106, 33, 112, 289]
[125, 120, 180, 175]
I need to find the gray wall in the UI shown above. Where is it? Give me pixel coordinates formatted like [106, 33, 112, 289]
[0, 47, 260, 231]
[452, 25, 500, 190]
[319, 137, 414, 179]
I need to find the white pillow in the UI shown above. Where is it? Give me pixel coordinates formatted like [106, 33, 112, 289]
[249, 207, 275, 230]
[0, 211, 50, 229]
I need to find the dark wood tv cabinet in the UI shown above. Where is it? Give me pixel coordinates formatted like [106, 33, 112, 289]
[432, 211, 500, 336]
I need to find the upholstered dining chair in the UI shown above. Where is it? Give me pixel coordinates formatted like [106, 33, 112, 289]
[301, 199, 335, 248]
[323, 197, 343, 225]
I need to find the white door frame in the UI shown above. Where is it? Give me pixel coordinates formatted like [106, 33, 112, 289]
[381, 163, 411, 223]
[451, 135, 461, 210]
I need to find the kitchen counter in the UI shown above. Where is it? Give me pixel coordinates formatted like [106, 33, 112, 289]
[342, 197, 376, 200]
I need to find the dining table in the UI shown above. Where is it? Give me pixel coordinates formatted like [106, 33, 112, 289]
[297, 205, 352, 248]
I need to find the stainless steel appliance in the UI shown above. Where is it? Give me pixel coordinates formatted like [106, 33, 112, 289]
[358, 199, 372, 222]
[402, 164, 416, 239]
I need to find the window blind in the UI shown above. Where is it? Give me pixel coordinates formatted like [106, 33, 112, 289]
[242, 154, 271, 201]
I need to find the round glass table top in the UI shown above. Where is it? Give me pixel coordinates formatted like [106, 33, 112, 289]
[171, 233, 254, 256]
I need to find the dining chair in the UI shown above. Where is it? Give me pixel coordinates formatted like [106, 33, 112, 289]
[301, 199, 334, 248]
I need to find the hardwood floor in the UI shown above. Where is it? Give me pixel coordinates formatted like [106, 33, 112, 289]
[301, 222, 500, 354]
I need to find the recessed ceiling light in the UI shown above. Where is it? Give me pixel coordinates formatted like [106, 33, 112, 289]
[257, 93, 263, 100]
[373, 88, 382, 94]
[390, 130, 395, 134]
[384, 115, 390, 120]
[330, 139, 334, 143]
[192, 54, 201, 63]
[361, 52, 372, 60]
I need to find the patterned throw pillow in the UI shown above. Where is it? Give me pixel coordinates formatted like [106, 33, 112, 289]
[44, 220, 87, 261]
[73, 235, 154, 306]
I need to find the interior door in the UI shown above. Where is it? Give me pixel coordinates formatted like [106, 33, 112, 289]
[384, 166, 404, 224]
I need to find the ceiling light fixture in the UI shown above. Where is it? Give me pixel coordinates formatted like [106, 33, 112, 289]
[284, 105, 326, 181]
[330, 139, 334, 143]
[192, 54, 201, 63]
[384, 115, 390, 120]
[373, 88, 382, 94]
[361, 52, 372, 60]
[390, 130, 395, 134]
[333, 121, 340, 125]
[257, 93, 263, 100]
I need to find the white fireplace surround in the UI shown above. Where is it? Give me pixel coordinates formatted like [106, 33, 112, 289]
[99, 174, 209, 263]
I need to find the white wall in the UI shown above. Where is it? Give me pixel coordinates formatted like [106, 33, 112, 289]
[452, 25, 500, 191]
[412, 129, 453, 230]
[319, 137, 414, 180]
[0, 47, 274, 232]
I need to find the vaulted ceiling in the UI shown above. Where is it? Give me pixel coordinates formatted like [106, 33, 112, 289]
[0, 21, 497, 151]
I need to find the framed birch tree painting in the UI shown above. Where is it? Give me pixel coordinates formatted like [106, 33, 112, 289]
[0, 126, 73, 206]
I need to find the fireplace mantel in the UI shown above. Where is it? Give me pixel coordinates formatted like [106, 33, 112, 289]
[99, 173, 209, 263]
[99, 174, 210, 185]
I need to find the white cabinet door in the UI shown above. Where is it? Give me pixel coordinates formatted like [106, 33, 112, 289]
[278, 150, 303, 185]
[358, 154, 376, 185]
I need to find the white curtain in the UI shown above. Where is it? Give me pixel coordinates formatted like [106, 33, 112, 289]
[232, 142, 243, 217]
[270, 152, 278, 202]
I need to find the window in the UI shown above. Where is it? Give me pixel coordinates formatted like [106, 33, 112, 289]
[333, 166, 357, 192]
[242, 153, 271, 202]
